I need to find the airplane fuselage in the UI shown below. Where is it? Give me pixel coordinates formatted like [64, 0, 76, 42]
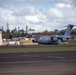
[32, 24, 74, 45]
[32, 35, 71, 44]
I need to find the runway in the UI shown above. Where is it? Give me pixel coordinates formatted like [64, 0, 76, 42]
[0, 51, 76, 75]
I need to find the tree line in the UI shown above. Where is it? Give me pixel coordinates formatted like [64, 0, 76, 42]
[2, 27, 76, 38]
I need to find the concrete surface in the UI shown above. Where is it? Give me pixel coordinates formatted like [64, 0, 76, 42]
[0, 52, 76, 75]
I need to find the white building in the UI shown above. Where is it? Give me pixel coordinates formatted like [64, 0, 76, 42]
[0, 27, 2, 45]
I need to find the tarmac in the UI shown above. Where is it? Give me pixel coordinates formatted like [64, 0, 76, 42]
[0, 51, 76, 75]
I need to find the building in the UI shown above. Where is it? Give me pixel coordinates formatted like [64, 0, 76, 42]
[2, 33, 11, 39]
[0, 27, 2, 45]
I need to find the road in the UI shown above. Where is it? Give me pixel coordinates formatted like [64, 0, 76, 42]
[0, 51, 76, 75]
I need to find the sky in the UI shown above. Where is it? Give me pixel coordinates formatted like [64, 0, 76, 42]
[0, 0, 76, 32]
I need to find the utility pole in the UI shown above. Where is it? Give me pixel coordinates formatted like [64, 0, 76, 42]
[18, 27, 20, 37]
[26, 25, 28, 35]
[6, 23, 10, 33]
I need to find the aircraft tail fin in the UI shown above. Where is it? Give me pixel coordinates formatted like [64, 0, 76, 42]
[64, 24, 74, 36]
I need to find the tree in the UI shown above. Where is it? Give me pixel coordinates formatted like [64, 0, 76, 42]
[9, 34, 13, 40]
[72, 28, 76, 34]
[59, 30, 65, 35]
[11, 28, 18, 37]
[18, 29, 25, 37]
[6, 23, 10, 33]
[28, 29, 35, 34]
[42, 29, 49, 34]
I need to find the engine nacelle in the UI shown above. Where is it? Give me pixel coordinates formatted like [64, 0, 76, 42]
[32, 38, 37, 43]
[62, 38, 67, 42]
[52, 37, 58, 41]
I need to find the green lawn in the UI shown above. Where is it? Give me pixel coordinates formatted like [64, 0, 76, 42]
[0, 45, 76, 53]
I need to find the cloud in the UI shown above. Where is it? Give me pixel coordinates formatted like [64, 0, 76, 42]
[0, 0, 76, 32]
[25, 15, 41, 23]
[25, 11, 47, 23]
[48, 8, 63, 18]
[0, 0, 73, 4]
[12, 6, 37, 16]
[55, 3, 72, 8]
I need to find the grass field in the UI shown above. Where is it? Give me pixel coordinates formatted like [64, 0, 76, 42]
[0, 46, 76, 53]
[0, 40, 76, 53]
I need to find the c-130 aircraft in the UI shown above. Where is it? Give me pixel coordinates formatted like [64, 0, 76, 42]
[32, 24, 75, 45]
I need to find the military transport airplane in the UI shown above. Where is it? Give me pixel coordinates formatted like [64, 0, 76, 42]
[32, 24, 75, 45]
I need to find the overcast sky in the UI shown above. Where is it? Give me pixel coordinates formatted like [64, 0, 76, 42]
[0, 0, 76, 32]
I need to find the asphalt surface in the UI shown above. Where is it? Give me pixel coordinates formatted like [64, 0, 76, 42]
[0, 51, 76, 75]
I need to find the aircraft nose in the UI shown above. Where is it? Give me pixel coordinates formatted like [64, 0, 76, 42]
[32, 38, 36, 43]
